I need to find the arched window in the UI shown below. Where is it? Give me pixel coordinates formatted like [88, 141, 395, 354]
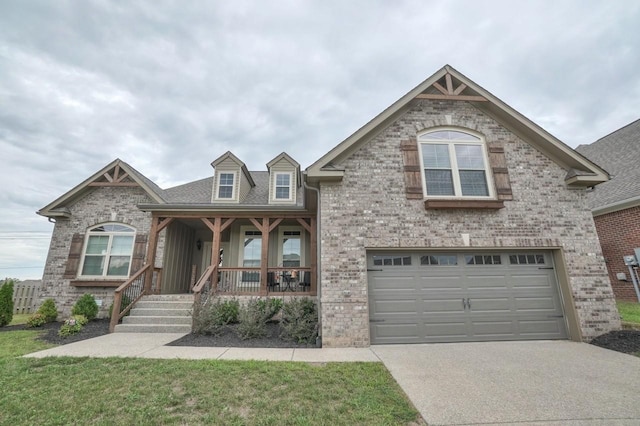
[418, 129, 493, 198]
[80, 223, 136, 277]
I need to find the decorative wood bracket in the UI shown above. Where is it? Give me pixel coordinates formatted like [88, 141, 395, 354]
[416, 73, 488, 102]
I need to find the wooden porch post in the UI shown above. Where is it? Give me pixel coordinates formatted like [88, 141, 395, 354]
[143, 216, 159, 293]
[260, 218, 269, 296]
[310, 217, 317, 295]
[211, 217, 222, 292]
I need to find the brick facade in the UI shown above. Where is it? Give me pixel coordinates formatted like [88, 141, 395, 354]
[40, 186, 160, 318]
[593, 205, 640, 301]
[320, 100, 621, 347]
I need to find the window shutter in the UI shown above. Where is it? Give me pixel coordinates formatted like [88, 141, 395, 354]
[63, 233, 85, 279]
[487, 143, 513, 201]
[401, 138, 423, 199]
[130, 233, 148, 274]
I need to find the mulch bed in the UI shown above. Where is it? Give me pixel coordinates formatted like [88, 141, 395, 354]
[0, 319, 111, 345]
[589, 330, 640, 355]
[167, 322, 318, 348]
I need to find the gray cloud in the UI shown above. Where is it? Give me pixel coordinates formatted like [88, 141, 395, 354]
[1, 0, 639, 279]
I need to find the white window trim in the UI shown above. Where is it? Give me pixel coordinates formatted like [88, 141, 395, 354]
[215, 170, 238, 201]
[271, 171, 295, 203]
[278, 226, 305, 267]
[78, 223, 136, 279]
[417, 128, 495, 199]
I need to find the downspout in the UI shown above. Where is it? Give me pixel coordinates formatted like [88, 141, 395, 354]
[303, 178, 322, 344]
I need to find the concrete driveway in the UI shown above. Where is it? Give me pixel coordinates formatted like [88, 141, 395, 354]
[372, 341, 640, 426]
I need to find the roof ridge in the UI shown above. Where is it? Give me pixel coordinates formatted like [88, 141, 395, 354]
[593, 117, 640, 144]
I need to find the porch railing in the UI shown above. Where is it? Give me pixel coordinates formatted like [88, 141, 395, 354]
[192, 265, 216, 305]
[213, 267, 312, 295]
[109, 264, 151, 332]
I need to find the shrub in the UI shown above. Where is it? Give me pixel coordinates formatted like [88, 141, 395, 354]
[281, 298, 318, 344]
[0, 280, 14, 327]
[72, 294, 99, 321]
[256, 298, 283, 321]
[37, 299, 58, 323]
[193, 298, 240, 336]
[26, 313, 47, 328]
[236, 299, 268, 340]
[58, 315, 88, 337]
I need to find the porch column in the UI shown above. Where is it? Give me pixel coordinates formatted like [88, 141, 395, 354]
[143, 216, 159, 293]
[211, 217, 222, 291]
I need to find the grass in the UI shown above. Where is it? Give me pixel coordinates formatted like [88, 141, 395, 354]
[9, 313, 31, 326]
[0, 332, 421, 425]
[617, 302, 640, 324]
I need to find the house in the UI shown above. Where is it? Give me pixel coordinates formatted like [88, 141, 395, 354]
[576, 119, 640, 301]
[37, 65, 621, 347]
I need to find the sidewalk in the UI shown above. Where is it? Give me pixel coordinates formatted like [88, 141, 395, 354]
[23, 332, 380, 362]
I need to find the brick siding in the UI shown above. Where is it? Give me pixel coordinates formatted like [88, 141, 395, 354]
[319, 99, 620, 347]
[593, 205, 640, 301]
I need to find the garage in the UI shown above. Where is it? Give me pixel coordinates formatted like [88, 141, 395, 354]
[368, 251, 568, 344]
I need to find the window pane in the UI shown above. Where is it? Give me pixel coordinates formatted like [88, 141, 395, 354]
[422, 144, 451, 168]
[421, 131, 480, 141]
[425, 170, 454, 195]
[455, 145, 485, 169]
[101, 224, 134, 232]
[111, 236, 134, 256]
[82, 255, 105, 275]
[85, 236, 109, 255]
[243, 234, 262, 267]
[107, 256, 130, 276]
[276, 174, 290, 186]
[282, 236, 301, 267]
[218, 186, 233, 198]
[459, 170, 489, 196]
[219, 173, 234, 185]
[536, 254, 545, 264]
[275, 187, 290, 199]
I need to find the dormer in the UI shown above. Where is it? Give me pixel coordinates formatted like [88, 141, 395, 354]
[267, 153, 301, 204]
[211, 151, 255, 203]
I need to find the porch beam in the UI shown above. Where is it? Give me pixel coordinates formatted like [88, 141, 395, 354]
[295, 218, 312, 233]
[201, 218, 216, 233]
[248, 217, 263, 230]
[268, 218, 284, 233]
[143, 216, 160, 293]
[157, 217, 174, 232]
[220, 217, 236, 232]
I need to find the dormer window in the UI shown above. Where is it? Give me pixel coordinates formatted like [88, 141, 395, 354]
[274, 172, 292, 200]
[216, 172, 236, 200]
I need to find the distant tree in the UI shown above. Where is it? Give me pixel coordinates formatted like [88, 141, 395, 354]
[0, 279, 15, 327]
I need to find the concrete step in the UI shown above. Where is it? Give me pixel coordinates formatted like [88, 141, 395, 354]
[129, 308, 191, 317]
[114, 324, 192, 333]
[142, 294, 193, 302]
[122, 315, 192, 325]
[136, 300, 193, 310]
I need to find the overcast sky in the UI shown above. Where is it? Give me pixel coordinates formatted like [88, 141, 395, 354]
[1, 1, 639, 281]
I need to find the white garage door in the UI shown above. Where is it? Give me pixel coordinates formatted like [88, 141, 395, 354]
[368, 251, 568, 344]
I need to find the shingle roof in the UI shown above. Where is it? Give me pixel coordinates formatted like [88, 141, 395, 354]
[576, 118, 640, 210]
[163, 171, 303, 206]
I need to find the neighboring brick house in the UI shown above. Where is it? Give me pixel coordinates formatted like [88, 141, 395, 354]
[38, 64, 620, 347]
[576, 119, 640, 301]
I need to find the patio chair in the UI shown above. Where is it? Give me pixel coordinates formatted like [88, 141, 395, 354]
[299, 271, 311, 291]
[267, 271, 280, 291]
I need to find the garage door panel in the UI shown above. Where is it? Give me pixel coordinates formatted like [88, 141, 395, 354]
[368, 251, 568, 344]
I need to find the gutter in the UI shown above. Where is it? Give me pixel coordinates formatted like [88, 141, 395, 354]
[592, 195, 640, 217]
[137, 203, 308, 213]
[303, 178, 322, 345]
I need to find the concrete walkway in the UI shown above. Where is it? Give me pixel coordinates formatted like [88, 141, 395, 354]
[24, 336, 640, 425]
[23, 332, 379, 362]
[372, 341, 640, 426]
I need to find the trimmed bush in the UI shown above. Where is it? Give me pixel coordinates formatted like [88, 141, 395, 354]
[72, 294, 99, 321]
[256, 298, 283, 321]
[0, 280, 14, 327]
[193, 298, 240, 336]
[37, 299, 58, 323]
[281, 298, 318, 344]
[236, 298, 283, 340]
[58, 315, 88, 337]
[26, 313, 47, 328]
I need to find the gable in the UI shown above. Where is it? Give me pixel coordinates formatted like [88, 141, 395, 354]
[37, 159, 165, 218]
[307, 65, 608, 187]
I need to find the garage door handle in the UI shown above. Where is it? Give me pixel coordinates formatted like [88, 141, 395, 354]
[547, 315, 564, 318]
[367, 269, 383, 272]
[538, 267, 554, 270]
[370, 319, 386, 323]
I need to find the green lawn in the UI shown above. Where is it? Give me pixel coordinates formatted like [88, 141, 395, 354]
[617, 302, 640, 324]
[0, 331, 421, 425]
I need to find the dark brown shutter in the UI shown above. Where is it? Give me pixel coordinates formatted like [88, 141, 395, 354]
[63, 233, 85, 279]
[401, 137, 423, 199]
[487, 143, 513, 201]
[130, 233, 148, 274]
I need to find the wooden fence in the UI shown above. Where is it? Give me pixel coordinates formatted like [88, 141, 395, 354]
[12, 280, 42, 314]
